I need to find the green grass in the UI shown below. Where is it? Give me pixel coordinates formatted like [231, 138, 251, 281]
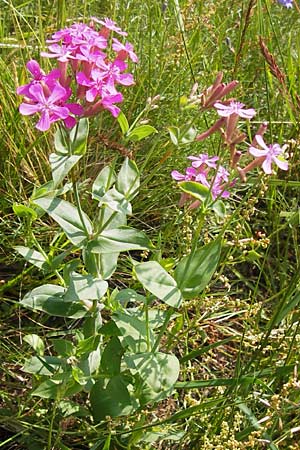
[1, 0, 300, 449]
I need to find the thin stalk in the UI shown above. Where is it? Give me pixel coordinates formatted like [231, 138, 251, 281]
[47, 401, 58, 450]
[98, 210, 118, 234]
[145, 297, 151, 352]
[71, 175, 90, 237]
[151, 307, 174, 353]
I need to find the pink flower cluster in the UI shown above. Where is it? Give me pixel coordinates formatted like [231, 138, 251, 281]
[17, 19, 138, 131]
[172, 73, 289, 209]
[171, 153, 232, 208]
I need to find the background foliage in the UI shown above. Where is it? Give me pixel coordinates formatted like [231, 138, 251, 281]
[1, 0, 300, 449]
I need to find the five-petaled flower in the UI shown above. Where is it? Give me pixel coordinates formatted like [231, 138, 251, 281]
[249, 135, 288, 174]
[214, 101, 256, 119]
[19, 83, 72, 131]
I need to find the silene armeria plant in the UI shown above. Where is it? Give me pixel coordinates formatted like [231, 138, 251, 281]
[15, 18, 223, 443]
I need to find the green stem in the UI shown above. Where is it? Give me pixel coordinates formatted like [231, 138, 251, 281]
[151, 307, 174, 353]
[98, 211, 118, 234]
[145, 297, 151, 352]
[30, 231, 65, 285]
[72, 176, 90, 238]
[47, 401, 58, 450]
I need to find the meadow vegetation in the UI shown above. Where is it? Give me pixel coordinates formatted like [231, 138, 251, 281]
[1, 0, 300, 449]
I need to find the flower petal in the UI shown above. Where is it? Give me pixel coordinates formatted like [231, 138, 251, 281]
[36, 110, 50, 131]
[19, 102, 40, 115]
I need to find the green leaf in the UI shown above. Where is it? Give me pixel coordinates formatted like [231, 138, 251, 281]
[135, 261, 182, 308]
[116, 158, 140, 200]
[174, 238, 221, 299]
[98, 252, 119, 279]
[34, 197, 92, 247]
[211, 199, 226, 218]
[64, 272, 108, 302]
[15, 246, 48, 270]
[179, 181, 212, 203]
[31, 180, 72, 200]
[69, 118, 89, 155]
[54, 119, 89, 156]
[49, 153, 82, 187]
[117, 111, 129, 134]
[54, 126, 69, 155]
[32, 379, 62, 399]
[168, 125, 197, 146]
[90, 374, 136, 421]
[126, 125, 157, 142]
[92, 166, 116, 201]
[51, 339, 74, 357]
[20, 284, 88, 318]
[89, 227, 153, 254]
[101, 337, 123, 377]
[125, 352, 180, 405]
[13, 203, 38, 220]
[113, 310, 154, 353]
[22, 355, 63, 376]
[23, 334, 45, 355]
[115, 289, 146, 306]
[99, 187, 132, 215]
[168, 126, 179, 146]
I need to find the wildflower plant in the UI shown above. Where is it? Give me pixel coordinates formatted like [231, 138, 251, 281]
[15, 19, 222, 436]
[170, 73, 289, 214]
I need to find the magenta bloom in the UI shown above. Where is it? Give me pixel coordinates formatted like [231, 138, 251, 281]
[171, 167, 197, 181]
[19, 83, 70, 131]
[112, 38, 139, 62]
[93, 17, 127, 36]
[249, 135, 288, 174]
[17, 20, 137, 128]
[16, 60, 60, 96]
[214, 101, 256, 119]
[172, 155, 232, 207]
[41, 44, 75, 62]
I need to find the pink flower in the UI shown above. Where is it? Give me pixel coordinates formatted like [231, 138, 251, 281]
[16, 60, 60, 96]
[112, 38, 138, 63]
[41, 44, 75, 62]
[19, 83, 70, 131]
[214, 101, 256, 119]
[93, 17, 127, 37]
[95, 59, 134, 86]
[188, 153, 219, 169]
[171, 167, 197, 181]
[249, 135, 288, 174]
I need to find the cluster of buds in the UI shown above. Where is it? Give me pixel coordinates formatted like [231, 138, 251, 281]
[172, 72, 289, 208]
[17, 18, 138, 131]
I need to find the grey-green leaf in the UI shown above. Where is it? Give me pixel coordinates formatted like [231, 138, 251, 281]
[90, 375, 136, 422]
[34, 197, 92, 246]
[15, 246, 48, 270]
[135, 261, 182, 308]
[89, 227, 153, 254]
[64, 272, 108, 301]
[124, 352, 180, 404]
[21, 284, 88, 318]
[174, 238, 222, 299]
[49, 153, 82, 187]
[92, 166, 116, 201]
[116, 158, 140, 200]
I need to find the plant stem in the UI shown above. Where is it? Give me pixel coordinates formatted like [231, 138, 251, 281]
[47, 401, 58, 450]
[72, 176, 90, 237]
[151, 307, 174, 353]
